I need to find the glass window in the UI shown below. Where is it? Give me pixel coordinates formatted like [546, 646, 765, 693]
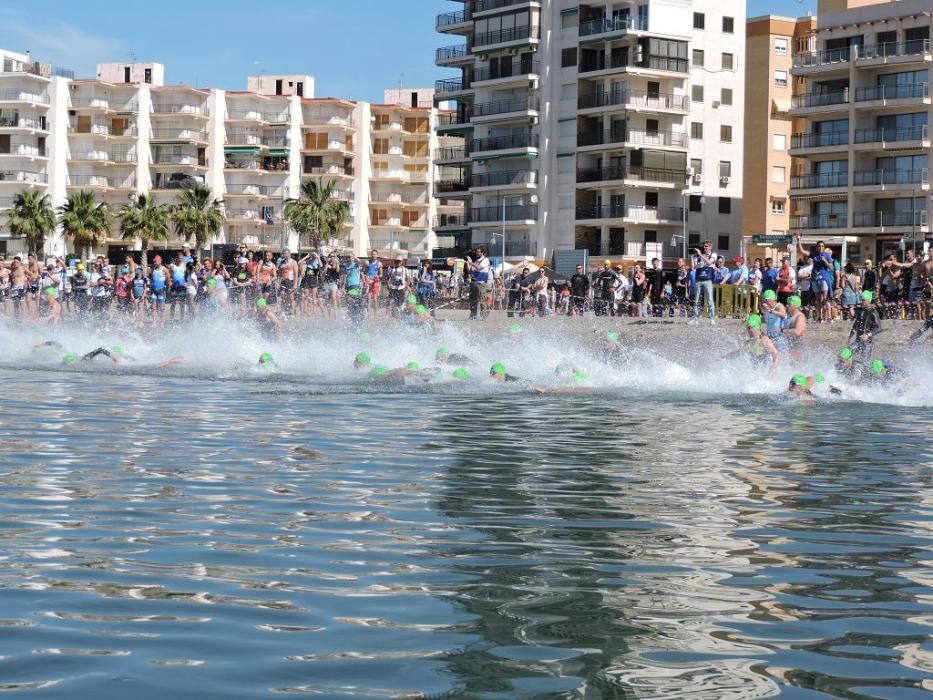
[719, 197, 732, 214]
[723, 16, 734, 33]
[722, 53, 734, 70]
[772, 199, 786, 214]
[720, 125, 732, 142]
[773, 134, 786, 150]
[691, 122, 703, 139]
[718, 234, 730, 250]
[692, 49, 704, 67]
[719, 161, 731, 178]
[774, 70, 788, 87]
[693, 12, 705, 30]
[721, 88, 733, 106]
[772, 166, 785, 183]
[561, 48, 577, 67]
[689, 195, 703, 212]
[692, 85, 704, 102]
[690, 158, 703, 174]
[688, 232, 701, 247]
[775, 38, 788, 55]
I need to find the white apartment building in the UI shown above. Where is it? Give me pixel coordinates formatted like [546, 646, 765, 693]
[789, 0, 932, 263]
[434, 0, 745, 264]
[0, 51, 451, 259]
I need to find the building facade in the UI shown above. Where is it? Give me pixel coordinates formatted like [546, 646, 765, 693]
[433, 0, 746, 264]
[789, 0, 932, 263]
[0, 51, 455, 259]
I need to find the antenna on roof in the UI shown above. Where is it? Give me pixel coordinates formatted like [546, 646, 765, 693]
[129, 51, 137, 63]
[254, 60, 265, 76]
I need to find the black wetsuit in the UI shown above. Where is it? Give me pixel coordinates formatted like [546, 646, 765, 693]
[569, 273, 589, 315]
[850, 305, 881, 360]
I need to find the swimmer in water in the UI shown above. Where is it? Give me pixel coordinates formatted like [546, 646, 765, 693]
[435, 347, 473, 365]
[61, 348, 121, 365]
[489, 362, 520, 383]
[353, 352, 372, 370]
[255, 297, 283, 340]
[535, 368, 589, 394]
[727, 314, 779, 369]
[835, 347, 865, 382]
[866, 358, 903, 386]
[787, 374, 815, 399]
[258, 352, 278, 370]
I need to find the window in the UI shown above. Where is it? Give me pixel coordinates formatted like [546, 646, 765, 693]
[772, 199, 786, 214]
[718, 234, 730, 251]
[690, 158, 703, 174]
[721, 88, 733, 106]
[722, 16, 734, 33]
[644, 230, 658, 243]
[774, 70, 788, 87]
[773, 134, 786, 150]
[719, 161, 731, 178]
[693, 12, 705, 30]
[691, 85, 704, 102]
[691, 122, 703, 139]
[689, 195, 703, 212]
[693, 49, 704, 67]
[561, 48, 577, 67]
[775, 38, 788, 55]
[720, 125, 732, 142]
[772, 166, 786, 183]
[719, 197, 731, 214]
[688, 232, 701, 248]
[722, 53, 734, 70]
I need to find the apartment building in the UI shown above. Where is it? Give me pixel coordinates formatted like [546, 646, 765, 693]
[742, 14, 816, 252]
[433, 0, 746, 264]
[0, 51, 451, 259]
[789, 0, 932, 263]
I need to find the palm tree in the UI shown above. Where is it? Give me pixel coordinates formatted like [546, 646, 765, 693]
[58, 191, 112, 259]
[119, 193, 170, 272]
[6, 190, 56, 255]
[284, 178, 350, 250]
[171, 184, 224, 254]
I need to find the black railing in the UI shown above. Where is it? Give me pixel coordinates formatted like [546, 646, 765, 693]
[854, 125, 928, 144]
[436, 112, 472, 128]
[791, 91, 849, 109]
[436, 45, 469, 62]
[472, 170, 537, 188]
[790, 132, 849, 149]
[471, 133, 538, 151]
[578, 89, 689, 111]
[580, 54, 688, 74]
[854, 168, 928, 186]
[471, 205, 538, 222]
[578, 129, 687, 148]
[858, 39, 931, 60]
[790, 172, 848, 189]
[474, 25, 535, 48]
[435, 78, 471, 93]
[435, 178, 472, 193]
[579, 16, 648, 37]
[853, 210, 926, 227]
[855, 82, 928, 102]
[433, 214, 470, 228]
[473, 60, 540, 83]
[576, 166, 686, 184]
[474, 0, 526, 11]
[472, 96, 539, 117]
[436, 8, 471, 28]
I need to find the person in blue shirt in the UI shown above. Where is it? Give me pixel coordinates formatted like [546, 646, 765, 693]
[689, 240, 717, 324]
[713, 256, 730, 284]
[343, 255, 362, 295]
[810, 240, 835, 323]
[761, 257, 778, 294]
[728, 256, 749, 285]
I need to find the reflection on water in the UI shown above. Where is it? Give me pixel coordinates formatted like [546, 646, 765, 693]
[0, 370, 930, 698]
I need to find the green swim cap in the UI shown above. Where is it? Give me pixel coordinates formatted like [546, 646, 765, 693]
[490, 362, 506, 376]
[746, 313, 762, 329]
[369, 365, 389, 378]
[406, 293, 417, 304]
[813, 373, 826, 384]
[509, 323, 522, 334]
[870, 359, 885, 375]
[406, 361, 420, 371]
[62, 353, 79, 365]
[838, 347, 853, 361]
[45, 286, 58, 297]
[787, 295, 802, 308]
[347, 287, 362, 297]
[606, 331, 621, 343]
[111, 345, 124, 356]
[572, 370, 589, 384]
[256, 298, 268, 308]
[414, 304, 428, 314]
[762, 289, 777, 302]
[791, 374, 808, 388]
[861, 290, 874, 302]
[452, 367, 469, 380]
[435, 347, 449, 359]
[355, 352, 371, 366]
[206, 277, 217, 287]
[259, 352, 274, 363]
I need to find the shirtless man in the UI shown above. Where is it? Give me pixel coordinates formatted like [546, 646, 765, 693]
[10, 257, 28, 320]
[25, 252, 42, 318]
[277, 248, 299, 314]
[0, 259, 10, 314]
[257, 251, 278, 303]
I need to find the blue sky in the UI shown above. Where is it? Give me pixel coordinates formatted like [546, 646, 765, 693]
[0, 0, 815, 102]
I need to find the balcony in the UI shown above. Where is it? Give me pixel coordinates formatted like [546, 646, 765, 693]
[436, 8, 472, 32]
[70, 98, 137, 113]
[436, 44, 470, 66]
[853, 210, 927, 229]
[224, 183, 284, 197]
[855, 82, 930, 106]
[150, 103, 209, 117]
[472, 60, 540, 85]
[471, 169, 537, 189]
[0, 144, 45, 158]
[789, 131, 849, 155]
[262, 135, 288, 148]
[790, 172, 848, 190]
[856, 40, 932, 66]
[0, 116, 48, 131]
[65, 175, 110, 189]
[792, 47, 851, 73]
[0, 170, 47, 184]
[578, 89, 689, 112]
[225, 132, 263, 147]
[152, 153, 206, 167]
[576, 165, 686, 186]
[434, 146, 470, 162]
[0, 89, 49, 104]
[579, 16, 648, 39]
[853, 125, 929, 149]
[471, 132, 538, 154]
[578, 129, 687, 150]
[434, 78, 472, 97]
[434, 213, 470, 229]
[436, 111, 472, 131]
[435, 178, 472, 194]
[151, 127, 208, 142]
[471, 96, 539, 120]
[790, 91, 849, 114]
[473, 25, 536, 49]
[474, 0, 533, 13]
[470, 205, 538, 223]
[224, 208, 273, 224]
[579, 54, 689, 75]
[853, 168, 929, 190]
[226, 109, 266, 122]
[303, 164, 354, 177]
[576, 205, 684, 223]
[789, 214, 848, 230]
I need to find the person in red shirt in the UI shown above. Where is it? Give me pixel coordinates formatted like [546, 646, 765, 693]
[776, 256, 795, 306]
[115, 267, 133, 315]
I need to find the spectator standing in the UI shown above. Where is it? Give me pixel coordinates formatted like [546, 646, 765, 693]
[689, 240, 717, 324]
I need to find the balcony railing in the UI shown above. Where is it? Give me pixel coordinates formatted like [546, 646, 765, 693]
[66, 175, 109, 188]
[303, 164, 354, 176]
[578, 89, 689, 111]
[225, 208, 275, 222]
[578, 129, 688, 148]
[472, 96, 539, 117]
[792, 47, 851, 69]
[262, 135, 288, 147]
[791, 91, 849, 109]
[0, 170, 47, 184]
[434, 213, 470, 228]
[436, 45, 469, 62]
[579, 16, 648, 37]
[0, 144, 44, 157]
[111, 151, 136, 163]
[436, 112, 471, 128]
[473, 60, 540, 83]
[855, 82, 929, 102]
[474, 0, 526, 11]
[0, 116, 48, 130]
[225, 132, 263, 146]
[152, 153, 206, 166]
[150, 128, 207, 141]
[854, 168, 928, 187]
[471, 205, 538, 222]
[435, 78, 471, 94]
[580, 54, 689, 74]
[576, 165, 686, 184]
[576, 205, 684, 221]
[434, 146, 470, 161]
[858, 39, 931, 60]
[854, 210, 926, 227]
[435, 178, 472, 193]
[790, 172, 847, 189]
[473, 25, 535, 48]
[226, 109, 265, 121]
[789, 214, 848, 229]
[436, 8, 471, 28]
[472, 170, 537, 188]
[471, 133, 538, 151]
[0, 89, 48, 104]
[224, 184, 284, 197]
[68, 123, 110, 136]
[855, 125, 928, 144]
[790, 132, 849, 149]
[150, 103, 208, 116]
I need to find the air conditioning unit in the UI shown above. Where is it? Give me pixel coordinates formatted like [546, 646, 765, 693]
[712, 100, 721, 108]
[692, 173, 702, 185]
[720, 176, 730, 185]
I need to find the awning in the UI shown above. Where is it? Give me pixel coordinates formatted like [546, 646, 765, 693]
[268, 149, 288, 156]
[224, 146, 261, 154]
[790, 193, 848, 202]
[472, 151, 537, 162]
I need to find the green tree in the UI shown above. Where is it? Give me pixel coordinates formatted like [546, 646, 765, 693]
[171, 184, 224, 253]
[119, 193, 170, 272]
[284, 178, 350, 250]
[58, 190, 112, 259]
[6, 189, 56, 255]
